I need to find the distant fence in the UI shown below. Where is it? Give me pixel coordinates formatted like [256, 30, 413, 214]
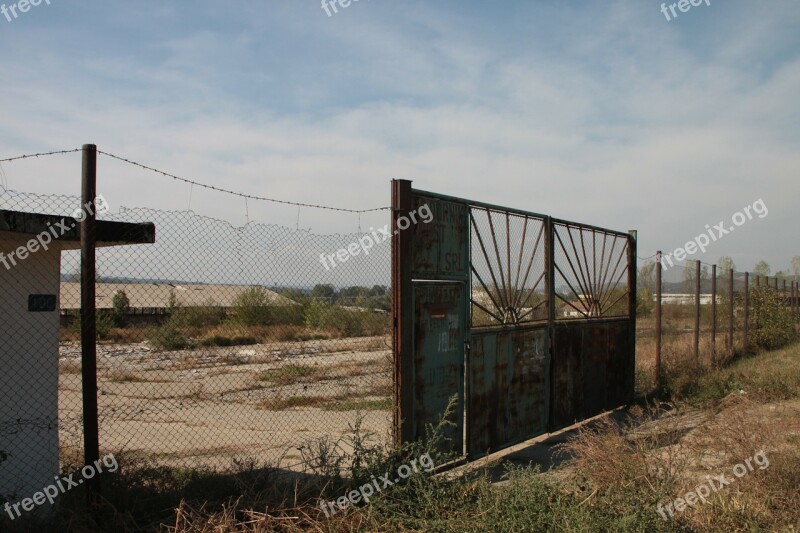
[637, 254, 800, 386]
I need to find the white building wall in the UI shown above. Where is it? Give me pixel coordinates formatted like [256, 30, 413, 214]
[0, 235, 61, 501]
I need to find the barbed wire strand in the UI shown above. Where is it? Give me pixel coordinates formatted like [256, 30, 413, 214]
[0, 148, 390, 213]
[0, 148, 82, 163]
[97, 150, 389, 214]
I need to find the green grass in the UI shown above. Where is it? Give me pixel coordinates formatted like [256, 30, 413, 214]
[322, 398, 392, 411]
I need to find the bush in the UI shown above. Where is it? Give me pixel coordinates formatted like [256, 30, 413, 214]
[749, 287, 798, 350]
[231, 287, 272, 326]
[96, 310, 115, 340]
[199, 335, 258, 347]
[636, 288, 654, 317]
[304, 301, 388, 337]
[176, 301, 226, 328]
[112, 290, 130, 327]
[148, 314, 191, 350]
[270, 304, 305, 326]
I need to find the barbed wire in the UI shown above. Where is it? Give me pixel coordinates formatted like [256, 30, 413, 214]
[0, 148, 82, 163]
[0, 148, 391, 213]
[97, 150, 390, 214]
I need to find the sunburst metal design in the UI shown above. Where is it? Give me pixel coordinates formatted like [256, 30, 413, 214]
[470, 208, 547, 327]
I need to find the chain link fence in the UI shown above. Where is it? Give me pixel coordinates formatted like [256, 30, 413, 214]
[1, 161, 394, 500]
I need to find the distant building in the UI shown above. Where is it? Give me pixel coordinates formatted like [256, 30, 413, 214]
[657, 293, 719, 305]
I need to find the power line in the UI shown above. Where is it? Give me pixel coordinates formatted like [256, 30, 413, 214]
[97, 150, 389, 214]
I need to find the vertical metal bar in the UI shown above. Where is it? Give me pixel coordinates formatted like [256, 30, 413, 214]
[728, 268, 734, 357]
[743, 273, 749, 353]
[655, 251, 662, 386]
[694, 260, 700, 361]
[592, 229, 598, 309]
[626, 230, 637, 402]
[506, 212, 512, 310]
[391, 179, 413, 447]
[794, 281, 799, 322]
[711, 264, 717, 363]
[783, 280, 787, 312]
[486, 209, 509, 311]
[80, 143, 100, 501]
[774, 277, 779, 291]
[545, 216, 556, 431]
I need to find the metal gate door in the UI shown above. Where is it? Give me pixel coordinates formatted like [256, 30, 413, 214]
[392, 180, 636, 462]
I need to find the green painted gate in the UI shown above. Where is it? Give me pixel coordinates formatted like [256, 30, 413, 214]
[392, 180, 636, 462]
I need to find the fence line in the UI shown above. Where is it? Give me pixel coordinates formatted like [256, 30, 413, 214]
[640, 253, 799, 387]
[0, 154, 393, 502]
[1, 147, 798, 505]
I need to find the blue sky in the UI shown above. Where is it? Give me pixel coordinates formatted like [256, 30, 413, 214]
[0, 0, 798, 274]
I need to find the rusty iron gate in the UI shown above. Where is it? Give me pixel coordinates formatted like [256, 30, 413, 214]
[392, 180, 636, 461]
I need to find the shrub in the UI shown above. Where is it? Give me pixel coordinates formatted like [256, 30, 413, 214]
[636, 287, 654, 317]
[96, 310, 115, 340]
[749, 287, 798, 350]
[111, 290, 130, 327]
[270, 304, 305, 326]
[148, 314, 191, 350]
[199, 335, 258, 347]
[231, 287, 272, 326]
[175, 300, 226, 328]
[304, 301, 388, 337]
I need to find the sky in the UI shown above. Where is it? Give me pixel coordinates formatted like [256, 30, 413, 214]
[0, 0, 798, 277]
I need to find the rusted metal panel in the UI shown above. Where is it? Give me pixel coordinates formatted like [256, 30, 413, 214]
[551, 319, 632, 430]
[412, 282, 466, 453]
[468, 327, 548, 457]
[411, 197, 469, 280]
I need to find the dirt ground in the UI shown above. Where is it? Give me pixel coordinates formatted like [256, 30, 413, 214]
[58, 336, 394, 471]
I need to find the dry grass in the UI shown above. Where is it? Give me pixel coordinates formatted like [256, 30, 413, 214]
[256, 364, 321, 385]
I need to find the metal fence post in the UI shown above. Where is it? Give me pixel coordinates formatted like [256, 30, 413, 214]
[743, 272, 749, 353]
[728, 269, 734, 357]
[694, 260, 700, 361]
[655, 251, 662, 386]
[783, 279, 787, 311]
[711, 264, 717, 363]
[80, 143, 100, 502]
[391, 179, 413, 447]
[627, 230, 637, 402]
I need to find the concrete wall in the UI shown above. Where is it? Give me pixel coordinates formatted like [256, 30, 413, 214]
[0, 234, 61, 501]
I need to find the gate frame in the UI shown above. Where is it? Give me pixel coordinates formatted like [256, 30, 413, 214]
[392, 179, 637, 461]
